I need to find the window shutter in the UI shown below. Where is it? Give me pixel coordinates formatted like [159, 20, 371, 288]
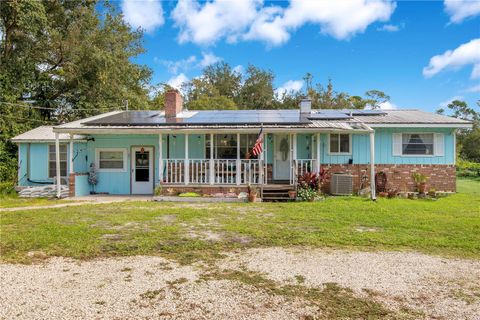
[434, 133, 444, 156]
[392, 133, 402, 156]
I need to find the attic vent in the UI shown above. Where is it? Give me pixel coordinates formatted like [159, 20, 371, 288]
[330, 173, 353, 195]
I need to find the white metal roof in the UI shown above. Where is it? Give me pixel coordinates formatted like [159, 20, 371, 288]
[11, 126, 87, 143]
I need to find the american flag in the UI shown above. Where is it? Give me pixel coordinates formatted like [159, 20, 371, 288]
[251, 128, 264, 157]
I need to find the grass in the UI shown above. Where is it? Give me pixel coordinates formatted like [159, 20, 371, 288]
[200, 269, 420, 319]
[0, 195, 71, 208]
[0, 178, 479, 263]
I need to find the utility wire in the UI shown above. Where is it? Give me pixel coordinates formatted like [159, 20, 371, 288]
[0, 101, 123, 112]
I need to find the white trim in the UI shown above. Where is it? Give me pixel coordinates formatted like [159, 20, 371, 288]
[95, 148, 127, 172]
[369, 123, 472, 128]
[159, 134, 163, 182]
[52, 127, 373, 135]
[370, 132, 376, 200]
[69, 135, 74, 174]
[453, 129, 457, 165]
[327, 133, 352, 155]
[55, 133, 61, 198]
[47, 143, 67, 179]
[397, 132, 436, 157]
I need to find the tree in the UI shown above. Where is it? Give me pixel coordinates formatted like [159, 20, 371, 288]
[0, 0, 152, 182]
[364, 90, 390, 109]
[438, 100, 480, 162]
[239, 65, 275, 109]
[202, 62, 242, 100]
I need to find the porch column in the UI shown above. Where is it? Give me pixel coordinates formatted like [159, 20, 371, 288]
[264, 132, 268, 184]
[209, 133, 214, 185]
[236, 133, 240, 185]
[316, 133, 321, 173]
[293, 133, 297, 185]
[158, 133, 163, 183]
[69, 134, 74, 174]
[370, 131, 376, 200]
[55, 133, 61, 198]
[185, 134, 189, 185]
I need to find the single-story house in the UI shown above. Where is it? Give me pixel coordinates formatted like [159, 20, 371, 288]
[12, 89, 472, 199]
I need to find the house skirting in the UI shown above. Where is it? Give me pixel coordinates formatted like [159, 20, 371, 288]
[322, 164, 456, 193]
[160, 186, 248, 196]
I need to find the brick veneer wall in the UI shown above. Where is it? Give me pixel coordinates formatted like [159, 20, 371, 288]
[161, 186, 248, 196]
[68, 173, 89, 197]
[321, 164, 456, 193]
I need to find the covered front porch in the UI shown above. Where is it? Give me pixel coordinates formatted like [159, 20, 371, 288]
[160, 132, 322, 187]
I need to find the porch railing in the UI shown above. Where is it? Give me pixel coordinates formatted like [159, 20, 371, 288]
[297, 159, 315, 176]
[162, 159, 261, 185]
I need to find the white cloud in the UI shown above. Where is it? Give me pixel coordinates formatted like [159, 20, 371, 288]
[167, 73, 188, 89]
[377, 23, 404, 32]
[377, 101, 397, 110]
[121, 0, 164, 33]
[233, 65, 245, 75]
[444, 0, 480, 23]
[465, 83, 480, 93]
[172, 0, 396, 46]
[423, 38, 480, 78]
[276, 80, 304, 97]
[172, 0, 262, 45]
[439, 95, 464, 109]
[156, 55, 197, 74]
[199, 52, 222, 68]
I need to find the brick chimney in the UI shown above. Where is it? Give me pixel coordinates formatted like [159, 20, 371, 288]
[165, 89, 183, 118]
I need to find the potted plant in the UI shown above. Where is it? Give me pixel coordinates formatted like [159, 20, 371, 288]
[412, 173, 428, 194]
[288, 190, 297, 200]
[247, 184, 258, 202]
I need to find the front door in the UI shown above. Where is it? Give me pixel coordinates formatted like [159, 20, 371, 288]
[273, 134, 291, 180]
[131, 147, 153, 194]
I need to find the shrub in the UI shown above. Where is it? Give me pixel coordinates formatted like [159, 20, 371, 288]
[297, 187, 318, 201]
[457, 158, 480, 177]
[297, 172, 320, 190]
[178, 192, 201, 197]
[0, 181, 16, 196]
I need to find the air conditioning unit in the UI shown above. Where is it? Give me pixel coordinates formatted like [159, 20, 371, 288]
[330, 173, 353, 195]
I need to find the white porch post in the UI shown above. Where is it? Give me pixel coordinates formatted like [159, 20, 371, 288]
[236, 133, 241, 185]
[370, 131, 376, 200]
[158, 133, 163, 183]
[209, 133, 214, 185]
[185, 134, 189, 185]
[293, 133, 297, 185]
[316, 133, 321, 173]
[69, 134, 74, 175]
[55, 133, 61, 198]
[264, 132, 268, 184]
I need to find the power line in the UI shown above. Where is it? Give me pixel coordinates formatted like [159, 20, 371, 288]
[0, 101, 123, 112]
[0, 115, 58, 123]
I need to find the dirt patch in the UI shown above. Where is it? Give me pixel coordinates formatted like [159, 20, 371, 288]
[218, 247, 480, 320]
[155, 214, 177, 224]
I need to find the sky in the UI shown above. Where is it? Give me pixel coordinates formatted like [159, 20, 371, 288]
[113, 0, 479, 112]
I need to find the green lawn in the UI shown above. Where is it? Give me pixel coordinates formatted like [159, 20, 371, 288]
[0, 196, 71, 208]
[1, 178, 479, 263]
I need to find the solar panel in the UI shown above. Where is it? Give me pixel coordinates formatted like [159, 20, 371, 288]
[340, 109, 386, 116]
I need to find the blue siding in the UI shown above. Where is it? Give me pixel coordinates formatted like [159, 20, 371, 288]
[374, 128, 455, 164]
[88, 135, 159, 195]
[75, 175, 90, 196]
[297, 134, 313, 159]
[321, 129, 455, 165]
[17, 142, 88, 186]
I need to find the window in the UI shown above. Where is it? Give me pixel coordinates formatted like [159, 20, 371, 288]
[205, 134, 259, 159]
[329, 134, 350, 154]
[96, 148, 126, 171]
[240, 134, 258, 159]
[48, 144, 67, 178]
[402, 133, 434, 155]
[207, 134, 238, 159]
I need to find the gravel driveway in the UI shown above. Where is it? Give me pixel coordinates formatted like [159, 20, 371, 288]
[1, 248, 479, 319]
